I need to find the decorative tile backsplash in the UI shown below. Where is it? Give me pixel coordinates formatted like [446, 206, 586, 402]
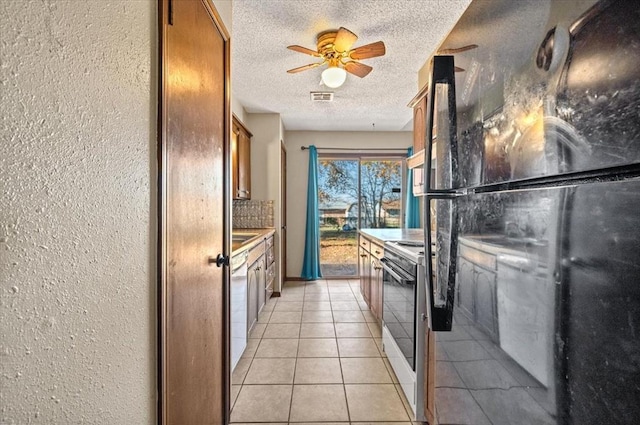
[233, 199, 274, 228]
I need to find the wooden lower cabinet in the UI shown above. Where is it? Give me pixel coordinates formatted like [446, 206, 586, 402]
[256, 255, 266, 316]
[370, 256, 381, 320]
[247, 257, 259, 333]
[265, 235, 275, 298]
[369, 244, 384, 322]
[359, 244, 371, 305]
[457, 245, 499, 342]
[358, 234, 384, 323]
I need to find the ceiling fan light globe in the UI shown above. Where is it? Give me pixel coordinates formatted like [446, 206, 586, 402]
[321, 67, 347, 88]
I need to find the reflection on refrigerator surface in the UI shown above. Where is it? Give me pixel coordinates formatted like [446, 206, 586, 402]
[435, 310, 554, 425]
[423, 0, 640, 423]
[434, 189, 558, 425]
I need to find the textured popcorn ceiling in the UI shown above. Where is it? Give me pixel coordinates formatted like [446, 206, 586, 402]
[232, 0, 473, 131]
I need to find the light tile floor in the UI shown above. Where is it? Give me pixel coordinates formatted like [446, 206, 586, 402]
[231, 279, 417, 424]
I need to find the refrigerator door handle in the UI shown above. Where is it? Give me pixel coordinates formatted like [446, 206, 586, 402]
[426, 219, 458, 332]
[424, 189, 467, 198]
[425, 55, 459, 193]
[425, 55, 458, 332]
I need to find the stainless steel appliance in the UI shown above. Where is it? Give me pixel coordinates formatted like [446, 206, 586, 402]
[381, 240, 426, 421]
[417, 1, 640, 423]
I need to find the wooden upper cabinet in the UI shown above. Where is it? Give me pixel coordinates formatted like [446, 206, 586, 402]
[231, 122, 240, 197]
[413, 95, 427, 153]
[232, 115, 252, 199]
[407, 85, 429, 169]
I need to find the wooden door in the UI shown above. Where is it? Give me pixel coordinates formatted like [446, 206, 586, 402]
[159, 0, 230, 424]
[280, 142, 287, 283]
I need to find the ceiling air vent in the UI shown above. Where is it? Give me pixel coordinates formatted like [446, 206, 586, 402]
[310, 91, 334, 102]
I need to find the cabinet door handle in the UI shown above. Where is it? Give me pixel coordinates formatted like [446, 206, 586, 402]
[360, 254, 367, 258]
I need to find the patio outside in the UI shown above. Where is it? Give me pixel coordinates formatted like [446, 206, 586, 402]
[318, 158, 402, 277]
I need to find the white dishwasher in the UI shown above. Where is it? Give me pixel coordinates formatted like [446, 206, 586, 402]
[231, 251, 248, 371]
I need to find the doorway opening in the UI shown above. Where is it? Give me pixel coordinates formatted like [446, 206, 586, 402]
[317, 156, 403, 277]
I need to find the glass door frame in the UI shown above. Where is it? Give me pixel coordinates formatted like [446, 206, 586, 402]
[317, 152, 408, 278]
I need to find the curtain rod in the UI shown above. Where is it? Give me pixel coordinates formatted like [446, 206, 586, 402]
[300, 146, 407, 151]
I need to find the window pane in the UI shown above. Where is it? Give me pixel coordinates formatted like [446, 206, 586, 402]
[318, 157, 403, 277]
[360, 159, 402, 229]
[318, 159, 359, 276]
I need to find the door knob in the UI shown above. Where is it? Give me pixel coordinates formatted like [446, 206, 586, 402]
[210, 254, 229, 267]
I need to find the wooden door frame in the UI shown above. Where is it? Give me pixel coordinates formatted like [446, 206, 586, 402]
[280, 141, 287, 285]
[158, 0, 232, 423]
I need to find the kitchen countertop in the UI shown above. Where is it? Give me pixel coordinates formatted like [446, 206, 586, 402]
[358, 228, 424, 246]
[459, 235, 549, 268]
[232, 228, 275, 255]
[358, 230, 548, 267]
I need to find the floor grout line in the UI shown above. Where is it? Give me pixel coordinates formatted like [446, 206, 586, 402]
[235, 280, 412, 424]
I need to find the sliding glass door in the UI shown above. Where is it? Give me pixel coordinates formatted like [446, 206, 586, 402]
[318, 156, 403, 277]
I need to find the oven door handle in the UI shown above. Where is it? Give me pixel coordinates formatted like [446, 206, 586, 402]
[380, 258, 415, 284]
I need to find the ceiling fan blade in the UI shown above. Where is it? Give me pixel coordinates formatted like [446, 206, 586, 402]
[438, 44, 479, 54]
[455, 66, 466, 72]
[349, 41, 386, 60]
[287, 45, 321, 57]
[287, 62, 323, 74]
[344, 61, 373, 78]
[333, 27, 358, 52]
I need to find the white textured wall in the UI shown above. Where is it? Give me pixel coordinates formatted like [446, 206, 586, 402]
[213, 0, 232, 32]
[232, 97, 246, 123]
[246, 113, 283, 291]
[284, 131, 412, 278]
[1, 0, 156, 423]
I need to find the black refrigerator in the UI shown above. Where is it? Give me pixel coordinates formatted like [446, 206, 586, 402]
[417, 0, 640, 423]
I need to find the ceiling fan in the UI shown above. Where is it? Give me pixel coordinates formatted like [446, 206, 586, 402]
[287, 27, 386, 88]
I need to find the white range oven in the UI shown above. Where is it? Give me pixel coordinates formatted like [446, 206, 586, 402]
[381, 240, 427, 421]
